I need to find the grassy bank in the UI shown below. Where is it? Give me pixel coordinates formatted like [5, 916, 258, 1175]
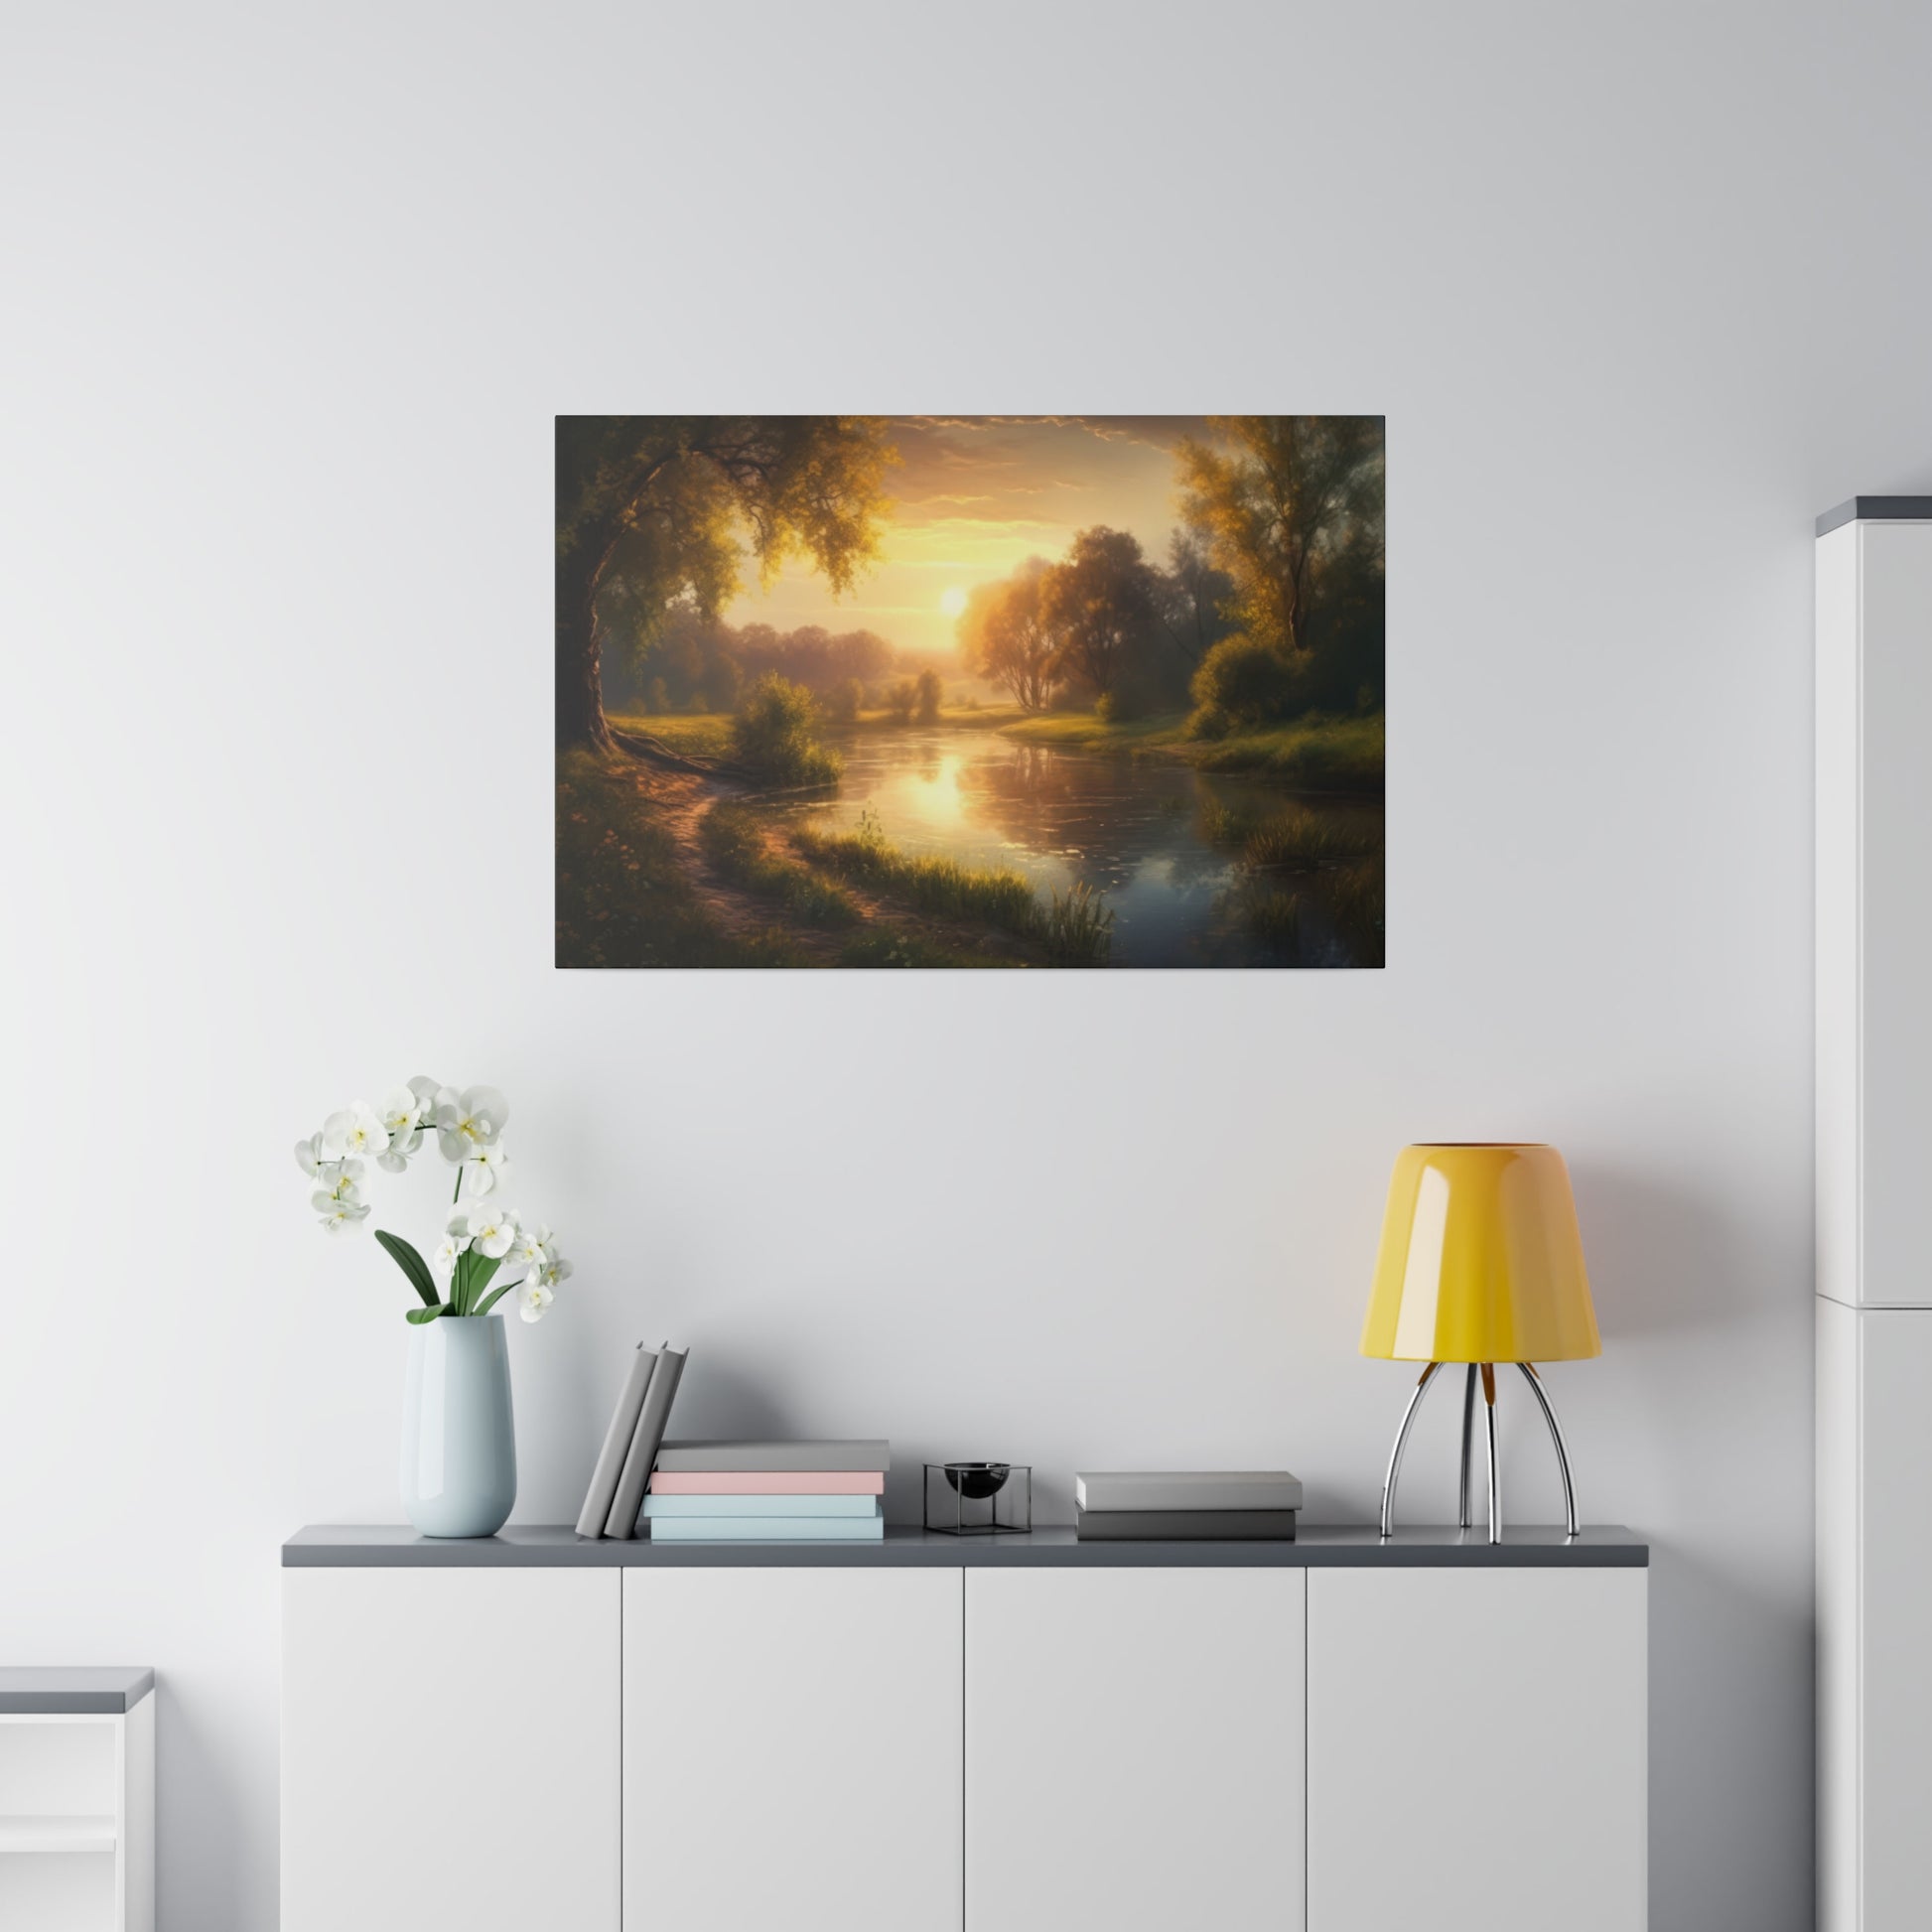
[1002, 709, 1384, 791]
[793, 811, 1114, 964]
[700, 806, 860, 927]
[611, 705, 1024, 748]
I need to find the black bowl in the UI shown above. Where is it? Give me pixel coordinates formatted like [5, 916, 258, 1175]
[942, 1461, 1011, 1500]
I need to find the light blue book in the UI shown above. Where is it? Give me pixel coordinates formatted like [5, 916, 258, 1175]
[647, 1515, 887, 1543]
[640, 1493, 883, 1520]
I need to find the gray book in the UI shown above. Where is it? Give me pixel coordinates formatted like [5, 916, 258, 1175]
[653, 1439, 890, 1473]
[575, 1343, 658, 1539]
[605, 1344, 689, 1539]
[1075, 1507, 1298, 1541]
[1075, 1470, 1305, 1513]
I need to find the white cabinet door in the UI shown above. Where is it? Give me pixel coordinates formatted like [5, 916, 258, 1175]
[1858, 1308, 1932, 1926]
[623, 1567, 961, 1932]
[282, 1569, 621, 1932]
[965, 1567, 1306, 1932]
[1307, 1568, 1645, 1932]
[1857, 526, 1932, 1307]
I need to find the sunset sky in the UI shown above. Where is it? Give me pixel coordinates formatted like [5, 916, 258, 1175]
[736, 415, 1214, 657]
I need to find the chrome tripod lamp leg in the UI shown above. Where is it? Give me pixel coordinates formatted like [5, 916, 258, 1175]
[1378, 1361, 1442, 1539]
[1518, 1362, 1580, 1537]
[1480, 1361, 1501, 1544]
[1457, 1364, 1477, 1530]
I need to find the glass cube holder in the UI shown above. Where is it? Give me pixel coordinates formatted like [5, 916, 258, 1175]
[924, 1461, 1032, 1535]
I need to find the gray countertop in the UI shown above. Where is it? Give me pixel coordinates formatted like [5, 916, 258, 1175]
[286, 1524, 1647, 1569]
[0, 1667, 154, 1714]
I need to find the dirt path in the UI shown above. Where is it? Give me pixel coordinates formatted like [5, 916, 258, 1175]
[613, 757, 1043, 966]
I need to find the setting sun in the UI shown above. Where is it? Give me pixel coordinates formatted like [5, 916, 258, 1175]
[939, 586, 968, 621]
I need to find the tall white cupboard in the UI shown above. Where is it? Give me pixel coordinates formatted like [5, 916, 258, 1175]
[1815, 497, 1932, 1932]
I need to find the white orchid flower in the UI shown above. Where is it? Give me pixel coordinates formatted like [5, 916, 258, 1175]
[313, 1159, 365, 1204]
[321, 1101, 388, 1163]
[378, 1086, 423, 1136]
[315, 1191, 370, 1235]
[434, 1085, 508, 1163]
[377, 1126, 422, 1173]
[460, 1144, 513, 1197]
[532, 1252, 573, 1293]
[508, 1221, 552, 1269]
[465, 1206, 517, 1260]
[517, 1282, 555, 1323]
[293, 1133, 327, 1179]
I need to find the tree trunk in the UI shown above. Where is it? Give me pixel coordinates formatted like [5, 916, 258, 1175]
[556, 530, 617, 754]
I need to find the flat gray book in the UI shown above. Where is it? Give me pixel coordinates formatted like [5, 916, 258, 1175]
[575, 1343, 657, 1539]
[605, 1344, 688, 1539]
[1075, 1470, 1305, 1513]
[1074, 1507, 1298, 1541]
[653, 1439, 890, 1473]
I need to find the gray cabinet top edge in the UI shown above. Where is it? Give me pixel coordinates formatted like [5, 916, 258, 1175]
[0, 1666, 154, 1714]
[1816, 496, 1932, 537]
[284, 1524, 1647, 1570]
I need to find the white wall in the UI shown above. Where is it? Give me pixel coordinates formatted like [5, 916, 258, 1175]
[3, 3, 1929, 1926]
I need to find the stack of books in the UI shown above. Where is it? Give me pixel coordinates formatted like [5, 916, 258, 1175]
[576, 1341, 691, 1541]
[642, 1441, 890, 1542]
[1073, 1470, 1303, 1540]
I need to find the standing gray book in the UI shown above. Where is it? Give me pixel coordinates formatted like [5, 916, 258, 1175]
[653, 1440, 890, 1473]
[1074, 1471, 1304, 1513]
[604, 1344, 689, 1539]
[574, 1343, 657, 1539]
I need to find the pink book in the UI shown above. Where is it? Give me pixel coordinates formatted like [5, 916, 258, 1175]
[647, 1469, 886, 1495]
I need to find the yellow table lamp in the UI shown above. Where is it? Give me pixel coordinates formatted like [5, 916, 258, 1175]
[1363, 1144, 1598, 1543]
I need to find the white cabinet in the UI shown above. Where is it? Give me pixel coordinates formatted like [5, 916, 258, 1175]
[281, 1569, 621, 1932]
[1307, 1568, 1646, 1932]
[282, 1536, 1644, 1932]
[0, 1689, 152, 1932]
[964, 1568, 1305, 1932]
[1816, 501, 1932, 1932]
[621, 1567, 961, 1932]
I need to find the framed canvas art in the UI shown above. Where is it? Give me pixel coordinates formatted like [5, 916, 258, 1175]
[556, 415, 1383, 969]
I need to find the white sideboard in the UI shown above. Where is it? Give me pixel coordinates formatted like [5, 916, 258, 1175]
[1815, 499, 1932, 1932]
[282, 1525, 1646, 1932]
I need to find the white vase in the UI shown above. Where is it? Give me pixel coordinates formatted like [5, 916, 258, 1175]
[400, 1315, 517, 1538]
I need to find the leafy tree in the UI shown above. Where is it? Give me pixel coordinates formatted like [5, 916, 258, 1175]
[556, 416, 894, 751]
[1039, 527, 1159, 700]
[885, 677, 918, 724]
[914, 667, 942, 724]
[1176, 417, 1383, 658]
[828, 676, 865, 723]
[958, 559, 1060, 711]
[1156, 529, 1236, 667]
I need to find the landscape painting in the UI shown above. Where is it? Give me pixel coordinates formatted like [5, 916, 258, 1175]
[556, 416, 1384, 968]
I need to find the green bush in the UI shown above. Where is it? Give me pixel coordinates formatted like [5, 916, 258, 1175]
[915, 668, 942, 724]
[730, 675, 843, 788]
[827, 677, 865, 724]
[1188, 633, 1304, 733]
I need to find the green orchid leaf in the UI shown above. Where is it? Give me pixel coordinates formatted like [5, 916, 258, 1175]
[474, 1280, 516, 1318]
[467, 1254, 503, 1310]
[404, 1303, 447, 1325]
[374, 1230, 440, 1309]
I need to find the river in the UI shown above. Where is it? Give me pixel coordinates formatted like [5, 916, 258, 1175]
[759, 726, 1383, 968]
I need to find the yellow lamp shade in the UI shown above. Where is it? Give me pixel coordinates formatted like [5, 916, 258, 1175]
[1361, 1144, 1599, 1364]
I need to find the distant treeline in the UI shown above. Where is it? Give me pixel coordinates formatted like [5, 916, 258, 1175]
[602, 613, 934, 716]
